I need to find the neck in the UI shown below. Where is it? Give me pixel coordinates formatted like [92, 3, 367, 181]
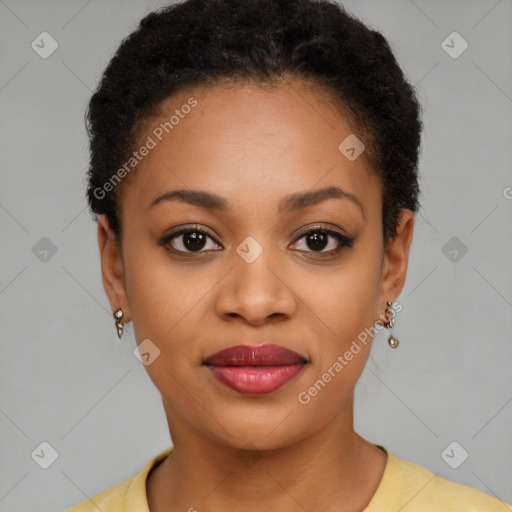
[146, 399, 387, 512]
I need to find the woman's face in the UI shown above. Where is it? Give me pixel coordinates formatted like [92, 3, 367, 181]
[98, 80, 414, 450]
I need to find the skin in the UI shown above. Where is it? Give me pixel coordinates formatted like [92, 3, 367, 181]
[97, 79, 414, 512]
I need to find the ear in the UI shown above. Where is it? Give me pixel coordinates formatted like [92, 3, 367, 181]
[380, 209, 415, 306]
[97, 215, 131, 322]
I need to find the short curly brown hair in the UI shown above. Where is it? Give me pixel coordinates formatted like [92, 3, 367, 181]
[85, 0, 423, 244]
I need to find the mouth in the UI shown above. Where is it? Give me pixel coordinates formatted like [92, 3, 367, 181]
[203, 344, 308, 396]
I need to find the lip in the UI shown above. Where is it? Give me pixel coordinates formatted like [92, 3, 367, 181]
[204, 344, 307, 366]
[203, 344, 308, 395]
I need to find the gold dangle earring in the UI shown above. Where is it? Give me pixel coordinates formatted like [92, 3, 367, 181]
[384, 300, 399, 348]
[113, 308, 124, 340]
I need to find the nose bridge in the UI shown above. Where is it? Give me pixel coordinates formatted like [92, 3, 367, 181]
[216, 233, 296, 323]
[236, 239, 280, 293]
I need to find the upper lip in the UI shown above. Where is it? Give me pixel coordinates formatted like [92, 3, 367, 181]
[203, 344, 308, 366]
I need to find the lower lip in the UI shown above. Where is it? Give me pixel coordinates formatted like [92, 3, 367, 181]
[206, 364, 305, 395]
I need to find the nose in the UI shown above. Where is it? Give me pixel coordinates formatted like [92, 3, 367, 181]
[215, 245, 297, 326]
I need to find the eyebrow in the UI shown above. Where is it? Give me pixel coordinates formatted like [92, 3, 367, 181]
[150, 186, 364, 217]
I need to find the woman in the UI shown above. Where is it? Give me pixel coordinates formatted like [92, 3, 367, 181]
[68, 0, 511, 510]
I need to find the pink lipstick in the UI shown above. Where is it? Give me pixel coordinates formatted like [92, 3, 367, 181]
[204, 344, 307, 395]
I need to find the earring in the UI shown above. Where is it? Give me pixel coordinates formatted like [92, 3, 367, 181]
[113, 308, 124, 340]
[384, 300, 399, 348]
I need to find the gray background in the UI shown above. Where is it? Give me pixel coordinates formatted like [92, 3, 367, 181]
[0, 0, 511, 510]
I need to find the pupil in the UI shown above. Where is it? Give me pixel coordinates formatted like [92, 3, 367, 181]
[184, 232, 206, 251]
[307, 232, 328, 251]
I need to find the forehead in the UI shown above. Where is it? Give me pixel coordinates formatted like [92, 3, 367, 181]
[120, 80, 381, 220]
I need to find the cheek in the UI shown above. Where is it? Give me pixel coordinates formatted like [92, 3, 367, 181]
[123, 253, 207, 405]
[123, 244, 220, 403]
[300, 244, 381, 394]
[294, 302, 375, 431]
[122, 238, 203, 340]
[307, 251, 381, 344]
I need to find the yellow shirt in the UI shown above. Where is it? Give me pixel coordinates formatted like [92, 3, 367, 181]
[67, 445, 511, 511]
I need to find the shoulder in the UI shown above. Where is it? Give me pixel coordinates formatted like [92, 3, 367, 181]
[386, 450, 512, 511]
[66, 477, 132, 511]
[66, 447, 173, 512]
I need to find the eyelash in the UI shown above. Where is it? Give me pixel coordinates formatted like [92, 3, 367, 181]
[160, 223, 355, 257]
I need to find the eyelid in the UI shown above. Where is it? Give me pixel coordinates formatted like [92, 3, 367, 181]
[293, 222, 347, 239]
[163, 223, 219, 240]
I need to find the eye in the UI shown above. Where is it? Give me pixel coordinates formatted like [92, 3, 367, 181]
[160, 223, 355, 256]
[160, 224, 222, 254]
[290, 224, 355, 255]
